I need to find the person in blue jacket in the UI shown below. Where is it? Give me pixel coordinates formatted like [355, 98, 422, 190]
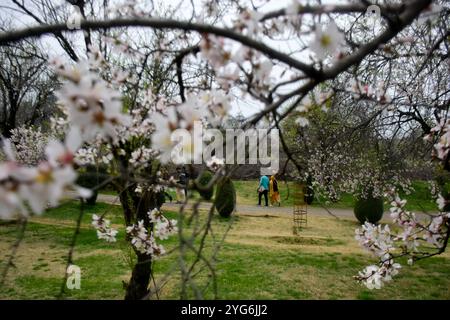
[257, 175, 270, 206]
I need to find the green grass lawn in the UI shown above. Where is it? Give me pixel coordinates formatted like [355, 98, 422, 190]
[1, 200, 449, 299]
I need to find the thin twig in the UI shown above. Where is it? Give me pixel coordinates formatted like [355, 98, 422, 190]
[58, 198, 85, 299]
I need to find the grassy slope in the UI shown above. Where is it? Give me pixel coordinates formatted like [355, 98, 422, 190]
[1, 200, 449, 300]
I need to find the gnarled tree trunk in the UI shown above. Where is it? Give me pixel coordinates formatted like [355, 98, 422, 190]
[125, 251, 152, 300]
[123, 189, 157, 300]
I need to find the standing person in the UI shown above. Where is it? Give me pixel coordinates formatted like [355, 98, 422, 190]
[175, 167, 186, 203]
[257, 175, 269, 207]
[269, 174, 281, 207]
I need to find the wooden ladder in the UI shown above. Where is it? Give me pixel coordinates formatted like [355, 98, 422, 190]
[293, 183, 307, 234]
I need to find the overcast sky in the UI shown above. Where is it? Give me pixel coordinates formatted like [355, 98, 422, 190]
[0, 0, 348, 117]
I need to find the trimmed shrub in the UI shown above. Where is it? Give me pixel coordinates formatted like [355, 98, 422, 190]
[214, 177, 236, 218]
[196, 170, 214, 200]
[354, 194, 384, 224]
[76, 165, 107, 206]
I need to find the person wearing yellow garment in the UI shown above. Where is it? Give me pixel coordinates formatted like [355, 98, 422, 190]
[269, 174, 281, 207]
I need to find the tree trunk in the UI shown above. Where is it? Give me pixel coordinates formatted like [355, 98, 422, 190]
[124, 251, 152, 300]
[124, 189, 158, 300]
[3, 96, 18, 138]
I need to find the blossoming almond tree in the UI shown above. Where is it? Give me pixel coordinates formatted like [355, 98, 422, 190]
[0, 0, 448, 298]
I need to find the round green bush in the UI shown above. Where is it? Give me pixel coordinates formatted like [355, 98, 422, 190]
[304, 176, 314, 205]
[214, 177, 236, 218]
[196, 170, 214, 200]
[354, 195, 384, 224]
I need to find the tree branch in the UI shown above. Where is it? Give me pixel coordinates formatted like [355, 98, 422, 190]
[0, 17, 319, 77]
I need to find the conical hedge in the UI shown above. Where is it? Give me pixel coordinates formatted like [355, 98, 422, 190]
[214, 176, 236, 218]
[196, 170, 214, 200]
[354, 194, 384, 224]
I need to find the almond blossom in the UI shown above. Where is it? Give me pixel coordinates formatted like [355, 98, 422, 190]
[149, 107, 179, 163]
[19, 163, 78, 214]
[8, 126, 50, 166]
[129, 147, 158, 169]
[0, 148, 29, 218]
[45, 127, 82, 167]
[148, 208, 178, 240]
[309, 21, 345, 61]
[206, 156, 225, 172]
[436, 194, 447, 211]
[199, 35, 232, 70]
[0, 127, 90, 219]
[355, 222, 395, 261]
[357, 262, 401, 290]
[294, 96, 316, 127]
[356, 190, 450, 289]
[126, 220, 166, 257]
[52, 59, 131, 142]
[233, 9, 263, 37]
[149, 94, 220, 164]
[92, 214, 118, 242]
[0, 0, 446, 299]
[425, 117, 450, 161]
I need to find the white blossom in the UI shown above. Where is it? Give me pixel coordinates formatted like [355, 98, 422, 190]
[357, 262, 401, 289]
[295, 117, 309, 127]
[126, 220, 166, 257]
[206, 156, 225, 172]
[8, 126, 51, 166]
[129, 147, 157, 168]
[52, 59, 131, 141]
[45, 126, 82, 167]
[92, 214, 118, 242]
[148, 208, 178, 240]
[0, 128, 90, 219]
[309, 21, 345, 60]
[436, 194, 447, 211]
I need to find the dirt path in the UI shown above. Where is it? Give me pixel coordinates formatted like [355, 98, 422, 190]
[92, 193, 437, 223]
[67, 192, 438, 223]
[68, 192, 357, 220]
